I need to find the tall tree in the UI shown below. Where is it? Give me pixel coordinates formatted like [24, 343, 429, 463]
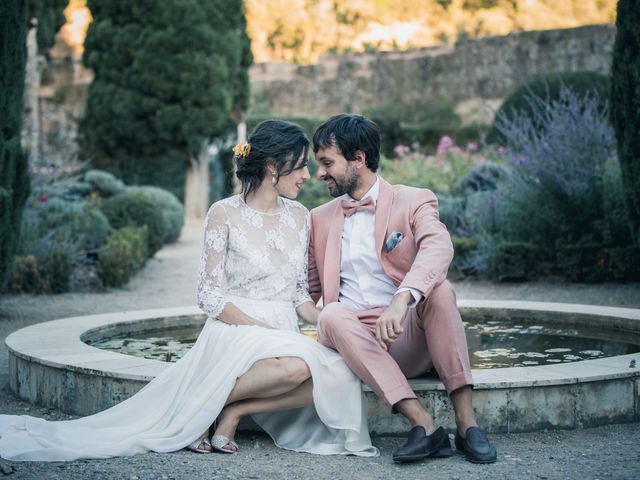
[611, 0, 640, 241]
[0, 0, 30, 292]
[80, 0, 250, 219]
[1, 0, 69, 292]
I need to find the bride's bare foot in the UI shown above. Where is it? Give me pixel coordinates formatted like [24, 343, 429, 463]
[211, 405, 242, 453]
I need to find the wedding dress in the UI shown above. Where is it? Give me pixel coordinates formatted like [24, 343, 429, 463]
[0, 195, 378, 461]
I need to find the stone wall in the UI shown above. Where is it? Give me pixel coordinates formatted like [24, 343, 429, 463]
[249, 24, 615, 122]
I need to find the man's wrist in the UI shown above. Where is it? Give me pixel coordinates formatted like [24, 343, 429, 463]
[392, 290, 412, 307]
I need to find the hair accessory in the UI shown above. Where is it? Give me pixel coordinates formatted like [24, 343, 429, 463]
[232, 142, 251, 159]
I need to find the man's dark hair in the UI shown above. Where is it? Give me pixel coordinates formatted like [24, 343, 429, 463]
[312, 114, 380, 172]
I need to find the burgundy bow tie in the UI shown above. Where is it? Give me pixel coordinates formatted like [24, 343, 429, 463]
[341, 196, 375, 217]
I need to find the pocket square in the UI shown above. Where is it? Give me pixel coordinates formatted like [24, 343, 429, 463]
[384, 231, 404, 253]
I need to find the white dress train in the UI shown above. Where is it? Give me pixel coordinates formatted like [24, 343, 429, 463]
[0, 196, 378, 461]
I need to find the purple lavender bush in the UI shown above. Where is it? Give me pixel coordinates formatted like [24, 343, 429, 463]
[465, 87, 635, 281]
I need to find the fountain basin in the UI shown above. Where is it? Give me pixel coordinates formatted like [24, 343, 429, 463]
[6, 300, 640, 434]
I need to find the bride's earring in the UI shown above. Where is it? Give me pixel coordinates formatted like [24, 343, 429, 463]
[271, 171, 277, 185]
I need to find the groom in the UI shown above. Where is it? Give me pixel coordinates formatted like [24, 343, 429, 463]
[307, 114, 496, 464]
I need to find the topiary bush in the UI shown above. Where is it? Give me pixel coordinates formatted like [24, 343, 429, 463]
[487, 71, 610, 145]
[96, 232, 134, 288]
[83, 169, 125, 198]
[96, 226, 149, 287]
[126, 186, 184, 244]
[99, 192, 166, 257]
[25, 197, 111, 253]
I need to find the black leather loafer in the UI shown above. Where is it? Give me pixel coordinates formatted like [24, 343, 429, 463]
[392, 426, 453, 463]
[454, 426, 497, 464]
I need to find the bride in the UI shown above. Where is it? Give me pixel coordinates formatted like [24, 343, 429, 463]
[0, 120, 378, 461]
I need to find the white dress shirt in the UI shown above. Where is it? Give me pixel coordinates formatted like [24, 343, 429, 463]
[338, 177, 421, 312]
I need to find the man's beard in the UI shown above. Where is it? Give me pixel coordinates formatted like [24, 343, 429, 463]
[325, 168, 359, 197]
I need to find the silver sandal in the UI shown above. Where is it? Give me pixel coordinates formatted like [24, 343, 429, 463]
[187, 436, 212, 454]
[211, 434, 239, 454]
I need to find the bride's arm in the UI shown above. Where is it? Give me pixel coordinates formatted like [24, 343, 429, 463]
[217, 302, 273, 328]
[294, 209, 320, 324]
[296, 301, 320, 325]
[197, 204, 272, 329]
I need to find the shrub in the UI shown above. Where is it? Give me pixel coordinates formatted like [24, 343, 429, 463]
[438, 195, 467, 234]
[25, 197, 111, 253]
[492, 242, 539, 282]
[469, 86, 633, 280]
[114, 226, 148, 271]
[39, 181, 94, 201]
[99, 192, 166, 257]
[449, 235, 477, 278]
[126, 186, 184, 244]
[10, 232, 79, 294]
[296, 178, 333, 210]
[96, 233, 134, 288]
[487, 71, 610, 145]
[380, 138, 489, 195]
[83, 169, 125, 198]
[9, 256, 47, 293]
[96, 226, 149, 287]
[452, 161, 509, 197]
[365, 97, 485, 156]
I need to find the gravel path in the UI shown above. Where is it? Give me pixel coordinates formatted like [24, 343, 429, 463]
[1, 225, 639, 479]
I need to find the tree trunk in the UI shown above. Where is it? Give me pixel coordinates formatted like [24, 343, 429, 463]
[183, 143, 210, 223]
[22, 19, 42, 169]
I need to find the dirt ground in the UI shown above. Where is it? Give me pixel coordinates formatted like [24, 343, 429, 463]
[1, 225, 639, 479]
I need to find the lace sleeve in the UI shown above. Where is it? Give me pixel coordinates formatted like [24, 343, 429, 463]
[294, 208, 313, 308]
[197, 203, 229, 318]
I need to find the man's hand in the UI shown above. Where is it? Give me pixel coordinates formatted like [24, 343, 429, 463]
[375, 291, 411, 351]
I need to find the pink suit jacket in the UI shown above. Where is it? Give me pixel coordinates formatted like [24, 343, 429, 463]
[308, 177, 454, 306]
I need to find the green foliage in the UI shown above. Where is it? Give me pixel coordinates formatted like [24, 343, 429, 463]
[96, 226, 148, 288]
[28, 0, 68, 52]
[9, 256, 47, 293]
[468, 87, 634, 281]
[80, 0, 250, 195]
[83, 169, 125, 198]
[99, 192, 166, 257]
[296, 179, 333, 210]
[40, 181, 94, 200]
[364, 97, 486, 156]
[610, 0, 640, 240]
[23, 197, 111, 253]
[0, 0, 30, 292]
[491, 242, 538, 282]
[126, 186, 184, 244]
[246, 115, 325, 142]
[487, 71, 610, 145]
[96, 231, 134, 288]
[10, 233, 78, 294]
[379, 139, 496, 196]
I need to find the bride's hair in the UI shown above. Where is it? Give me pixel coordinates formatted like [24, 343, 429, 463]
[236, 120, 309, 198]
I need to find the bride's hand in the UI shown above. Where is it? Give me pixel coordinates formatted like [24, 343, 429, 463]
[296, 301, 321, 325]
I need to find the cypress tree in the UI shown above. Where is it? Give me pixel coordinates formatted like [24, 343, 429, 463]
[0, 0, 30, 292]
[611, 0, 640, 241]
[80, 0, 250, 214]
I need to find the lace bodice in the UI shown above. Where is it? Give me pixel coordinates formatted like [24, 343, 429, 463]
[197, 195, 312, 319]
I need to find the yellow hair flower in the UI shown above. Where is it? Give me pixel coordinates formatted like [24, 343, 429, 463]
[232, 142, 251, 158]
